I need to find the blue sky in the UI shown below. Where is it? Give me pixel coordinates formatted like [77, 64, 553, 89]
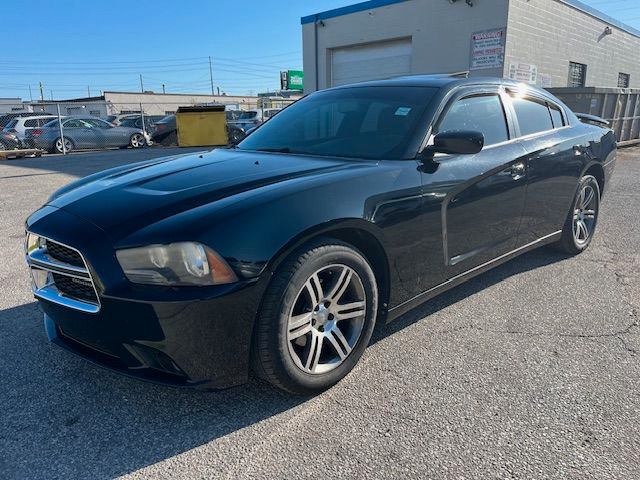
[1, 0, 638, 100]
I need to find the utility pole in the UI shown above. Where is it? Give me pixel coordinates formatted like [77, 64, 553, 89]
[162, 83, 166, 94]
[139, 74, 144, 93]
[39, 82, 44, 103]
[217, 86, 220, 96]
[87, 86, 91, 97]
[28, 85, 33, 102]
[209, 56, 214, 96]
[50, 90, 53, 101]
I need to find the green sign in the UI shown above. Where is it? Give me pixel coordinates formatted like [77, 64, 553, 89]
[287, 70, 304, 90]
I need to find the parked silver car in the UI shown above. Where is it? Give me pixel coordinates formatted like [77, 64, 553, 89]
[3, 115, 58, 141]
[26, 116, 147, 153]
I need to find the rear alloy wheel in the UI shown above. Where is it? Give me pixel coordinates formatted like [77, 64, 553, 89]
[252, 240, 378, 394]
[553, 174, 600, 254]
[129, 133, 146, 148]
[54, 137, 73, 154]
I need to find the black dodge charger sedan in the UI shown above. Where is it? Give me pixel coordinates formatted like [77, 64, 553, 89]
[25, 76, 616, 394]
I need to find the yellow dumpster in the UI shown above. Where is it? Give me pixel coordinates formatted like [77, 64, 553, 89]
[175, 105, 227, 147]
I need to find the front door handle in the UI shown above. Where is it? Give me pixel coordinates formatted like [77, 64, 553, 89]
[510, 162, 526, 180]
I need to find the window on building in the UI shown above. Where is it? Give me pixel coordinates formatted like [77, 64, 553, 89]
[548, 104, 565, 129]
[568, 62, 587, 87]
[618, 73, 630, 88]
[511, 96, 554, 136]
[437, 94, 509, 146]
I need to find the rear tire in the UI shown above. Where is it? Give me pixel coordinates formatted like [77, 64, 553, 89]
[53, 137, 73, 154]
[251, 239, 378, 395]
[552, 174, 600, 254]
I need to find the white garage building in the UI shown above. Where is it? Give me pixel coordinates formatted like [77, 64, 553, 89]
[302, 0, 640, 92]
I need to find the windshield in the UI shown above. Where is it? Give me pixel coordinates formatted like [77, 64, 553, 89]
[238, 86, 436, 159]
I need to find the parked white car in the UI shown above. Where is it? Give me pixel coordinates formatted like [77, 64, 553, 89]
[3, 115, 59, 141]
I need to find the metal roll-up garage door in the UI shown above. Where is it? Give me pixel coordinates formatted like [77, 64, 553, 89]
[330, 38, 412, 87]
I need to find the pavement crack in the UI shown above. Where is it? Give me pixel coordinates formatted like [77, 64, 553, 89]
[463, 313, 639, 357]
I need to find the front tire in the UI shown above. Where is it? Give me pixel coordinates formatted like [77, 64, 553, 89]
[553, 174, 600, 254]
[129, 133, 145, 148]
[252, 239, 379, 394]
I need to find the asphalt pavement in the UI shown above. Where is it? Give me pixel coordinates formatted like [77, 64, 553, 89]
[1, 146, 638, 479]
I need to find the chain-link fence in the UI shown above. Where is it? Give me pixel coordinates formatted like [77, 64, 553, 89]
[0, 96, 297, 155]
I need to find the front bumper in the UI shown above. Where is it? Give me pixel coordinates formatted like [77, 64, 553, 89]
[27, 206, 267, 389]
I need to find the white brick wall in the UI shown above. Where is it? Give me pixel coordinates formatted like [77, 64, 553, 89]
[505, 0, 640, 88]
[302, 0, 640, 92]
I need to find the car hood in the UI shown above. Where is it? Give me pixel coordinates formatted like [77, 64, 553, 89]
[47, 148, 368, 236]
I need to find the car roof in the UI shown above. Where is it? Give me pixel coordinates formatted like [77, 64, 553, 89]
[17, 114, 57, 121]
[326, 74, 550, 96]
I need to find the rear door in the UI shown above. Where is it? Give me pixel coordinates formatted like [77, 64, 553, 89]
[427, 87, 528, 277]
[506, 92, 583, 244]
[62, 119, 94, 148]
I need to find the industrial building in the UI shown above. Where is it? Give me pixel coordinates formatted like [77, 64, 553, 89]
[23, 91, 262, 117]
[302, 0, 640, 92]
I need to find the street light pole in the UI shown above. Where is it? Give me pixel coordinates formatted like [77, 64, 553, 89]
[209, 56, 214, 96]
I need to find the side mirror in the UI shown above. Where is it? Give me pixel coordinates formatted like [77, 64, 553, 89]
[426, 130, 484, 156]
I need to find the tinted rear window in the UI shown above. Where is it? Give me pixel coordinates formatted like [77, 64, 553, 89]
[549, 105, 564, 128]
[511, 97, 554, 136]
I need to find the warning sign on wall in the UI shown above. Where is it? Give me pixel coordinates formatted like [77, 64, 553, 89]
[470, 28, 506, 70]
[508, 62, 539, 84]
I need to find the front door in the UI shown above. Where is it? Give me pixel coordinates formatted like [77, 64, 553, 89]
[425, 89, 528, 279]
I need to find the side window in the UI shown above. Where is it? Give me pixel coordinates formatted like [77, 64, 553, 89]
[511, 96, 554, 136]
[90, 119, 112, 129]
[63, 120, 84, 128]
[548, 104, 564, 129]
[24, 119, 38, 127]
[437, 94, 509, 146]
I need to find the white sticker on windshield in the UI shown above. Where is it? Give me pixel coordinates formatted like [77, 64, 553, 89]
[395, 107, 412, 116]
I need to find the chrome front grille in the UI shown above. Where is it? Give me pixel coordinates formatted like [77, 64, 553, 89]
[25, 234, 100, 313]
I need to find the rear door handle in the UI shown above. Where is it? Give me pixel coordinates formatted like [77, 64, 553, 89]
[510, 162, 526, 179]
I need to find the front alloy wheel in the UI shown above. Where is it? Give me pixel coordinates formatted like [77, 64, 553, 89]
[252, 239, 378, 394]
[130, 133, 145, 148]
[287, 264, 366, 374]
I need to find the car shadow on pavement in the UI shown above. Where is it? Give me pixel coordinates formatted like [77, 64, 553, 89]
[372, 247, 572, 343]
[1, 248, 570, 479]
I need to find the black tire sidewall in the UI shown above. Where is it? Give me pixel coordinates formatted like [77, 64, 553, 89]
[258, 242, 378, 393]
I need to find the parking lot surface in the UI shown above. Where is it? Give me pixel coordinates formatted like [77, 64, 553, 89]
[1, 147, 639, 479]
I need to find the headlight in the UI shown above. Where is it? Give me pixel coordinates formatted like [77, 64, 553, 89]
[25, 232, 44, 254]
[116, 242, 237, 286]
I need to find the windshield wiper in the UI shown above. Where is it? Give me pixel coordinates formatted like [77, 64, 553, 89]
[254, 147, 291, 153]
